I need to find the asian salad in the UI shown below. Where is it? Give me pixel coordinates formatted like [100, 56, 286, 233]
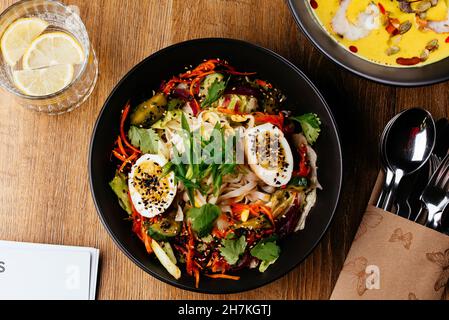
[109, 59, 322, 287]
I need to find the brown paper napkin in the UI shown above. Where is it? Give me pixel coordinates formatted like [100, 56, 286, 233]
[331, 174, 449, 300]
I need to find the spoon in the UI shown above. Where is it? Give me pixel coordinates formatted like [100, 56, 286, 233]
[376, 114, 398, 208]
[377, 108, 436, 212]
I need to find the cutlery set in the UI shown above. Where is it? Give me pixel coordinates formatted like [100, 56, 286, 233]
[377, 111, 449, 234]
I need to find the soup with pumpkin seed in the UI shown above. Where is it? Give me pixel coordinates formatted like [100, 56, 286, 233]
[309, 0, 449, 67]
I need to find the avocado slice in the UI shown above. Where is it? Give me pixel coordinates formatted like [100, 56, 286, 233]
[130, 93, 167, 128]
[147, 217, 181, 241]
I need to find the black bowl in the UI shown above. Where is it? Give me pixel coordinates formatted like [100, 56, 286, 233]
[89, 38, 342, 294]
[288, 0, 449, 87]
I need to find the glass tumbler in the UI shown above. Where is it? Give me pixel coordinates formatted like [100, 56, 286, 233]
[0, 0, 98, 114]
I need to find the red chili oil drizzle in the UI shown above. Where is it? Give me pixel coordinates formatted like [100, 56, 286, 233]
[396, 57, 422, 66]
[446, 36, 449, 43]
[310, 0, 318, 9]
[378, 2, 386, 15]
[349, 45, 358, 53]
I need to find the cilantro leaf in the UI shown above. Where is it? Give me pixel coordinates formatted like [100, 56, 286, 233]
[250, 237, 280, 272]
[188, 204, 220, 237]
[290, 113, 322, 145]
[219, 235, 247, 265]
[109, 171, 132, 215]
[201, 78, 227, 108]
[250, 241, 280, 262]
[128, 126, 160, 154]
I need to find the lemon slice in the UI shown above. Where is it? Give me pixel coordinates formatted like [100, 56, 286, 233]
[13, 64, 74, 96]
[23, 32, 84, 70]
[0, 18, 48, 66]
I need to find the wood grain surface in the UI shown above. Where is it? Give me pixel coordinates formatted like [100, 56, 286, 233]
[0, 0, 448, 300]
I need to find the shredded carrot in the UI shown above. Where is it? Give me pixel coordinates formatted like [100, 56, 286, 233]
[217, 107, 235, 115]
[190, 71, 215, 96]
[211, 258, 229, 273]
[116, 136, 128, 158]
[205, 274, 240, 281]
[260, 206, 275, 226]
[180, 60, 217, 79]
[206, 254, 217, 268]
[120, 102, 141, 154]
[189, 77, 200, 97]
[186, 223, 195, 276]
[216, 107, 247, 116]
[142, 231, 153, 254]
[194, 267, 200, 288]
[194, 261, 204, 270]
[162, 77, 184, 94]
[119, 152, 139, 172]
[112, 150, 127, 162]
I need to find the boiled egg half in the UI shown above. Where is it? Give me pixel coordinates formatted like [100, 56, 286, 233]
[128, 154, 177, 218]
[244, 123, 294, 187]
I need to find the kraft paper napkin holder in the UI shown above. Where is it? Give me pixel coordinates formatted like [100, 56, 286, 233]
[331, 173, 449, 300]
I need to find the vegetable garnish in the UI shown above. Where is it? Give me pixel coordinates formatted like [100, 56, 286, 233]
[109, 171, 132, 215]
[201, 78, 228, 108]
[119, 152, 139, 173]
[205, 274, 240, 280]
[120, 102, 142, 154]
[250, 237, 281, 272]
[162, 113, 238, 205]
[255, 79, 272, 89]
[290, 113, 322, 145]
[108, 59, 322, 287]
[116, 136, 128, 158]
[254, 112, 285, 130]
[188, 204, 220, 237]
[128, 126, 160, 154]
[219, 235, 247, 265]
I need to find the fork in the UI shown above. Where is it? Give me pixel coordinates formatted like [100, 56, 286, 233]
[419, 152, 449, 231]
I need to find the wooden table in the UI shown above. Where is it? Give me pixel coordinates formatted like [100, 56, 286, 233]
[0, 0, 448, 300]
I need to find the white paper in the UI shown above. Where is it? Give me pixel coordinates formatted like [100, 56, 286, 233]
[0, 241, 99, 300]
